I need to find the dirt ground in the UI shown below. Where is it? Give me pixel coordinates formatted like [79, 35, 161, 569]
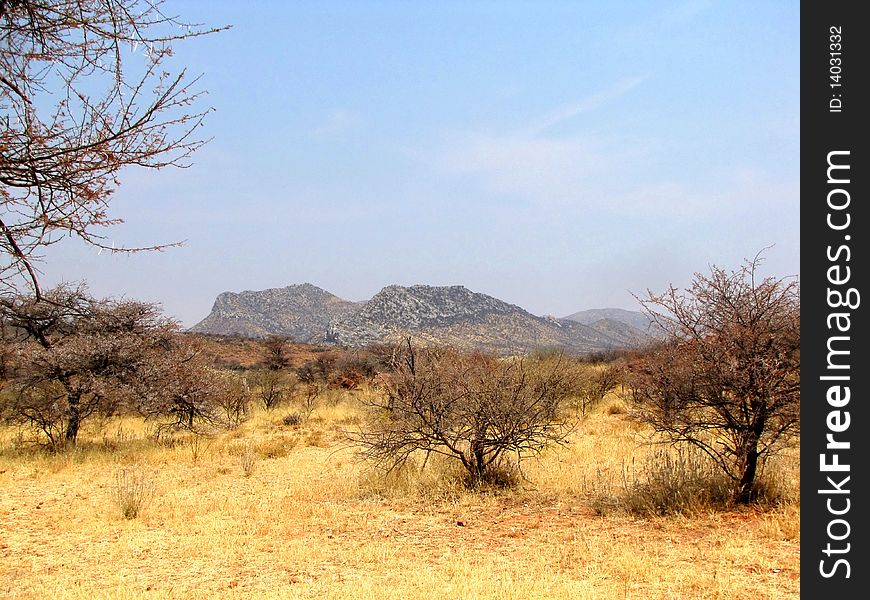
[0, 395, 799, 599]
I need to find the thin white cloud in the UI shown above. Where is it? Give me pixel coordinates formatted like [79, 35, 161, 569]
[418, 68, 796, 223]
[524, 75, 648, 137]
[425, 127, 796, 220]
[311, 109, 363, 139]
[419, 76, 652, 205]
[434, 130, 646, 205]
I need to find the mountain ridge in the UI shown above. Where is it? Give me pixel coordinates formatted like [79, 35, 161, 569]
[191, 283, 650, 354]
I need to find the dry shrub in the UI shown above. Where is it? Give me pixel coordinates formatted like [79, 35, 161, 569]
[239, 442, 257, 477]
[572, 364, 620, 416]
[621, 447, 733, 516]
[617, 447, 797, 517]
[214, 374, 251, 429]
[303, 429, 332, 448]
[282, 412, 304, 427]
[358, 454, 467, 502]
[461, 457, 524, 490]
[585, 444, 798, 517]
[186, 435, 213, 463]
[261, 335, 291, 370]
[99, 425, 134, 452]
[110, 466, 153, 520]
[758, 503, 800, 542]
[353, 341, 577, 487]
[255, 435, 298, 458]
[149, 428, 184, 449]
[251, 369, 297, 410]
[604, 401, 627, 416]
[295, 383, 323, 419]
[0, 288, 181, 448]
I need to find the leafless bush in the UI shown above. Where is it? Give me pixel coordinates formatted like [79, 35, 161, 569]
[261, 335, 291, 370]
[331, 350, 382, 388]
[252, 369, 297, 410]
[134, 338, 233, 435]
[295, 383, 322, 420]
[186, 435, 211, 463]
[214, 375, 250, 429]
[297, 352, 337, 384]
[352, 340, 578, 486]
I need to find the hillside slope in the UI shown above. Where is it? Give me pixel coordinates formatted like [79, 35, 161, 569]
[192, 283, 650, 354]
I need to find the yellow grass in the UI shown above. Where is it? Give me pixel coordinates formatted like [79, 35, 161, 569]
[0, 390, 799, 599]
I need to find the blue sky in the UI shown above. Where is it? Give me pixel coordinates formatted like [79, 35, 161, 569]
[43, 0, 799, 327]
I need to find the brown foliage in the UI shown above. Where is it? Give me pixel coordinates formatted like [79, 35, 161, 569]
[0, 285, 240, 445]
[261, 335, 291, 370]
[623, 253, 800, 503]
[0, 285, 176, 445]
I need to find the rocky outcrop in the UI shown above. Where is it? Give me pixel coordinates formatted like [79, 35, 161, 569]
[192, 282, 651, 355]
[190, 283, 359, 341]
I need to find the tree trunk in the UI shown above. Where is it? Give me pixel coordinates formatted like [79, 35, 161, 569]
[65, 394, 82, 444]
[734, 436, 760, 503]
[470, 438, 486, 481]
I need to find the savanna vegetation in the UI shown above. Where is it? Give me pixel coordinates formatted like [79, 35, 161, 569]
[0, 278, 800, 599]
[0, 3, 798, 596]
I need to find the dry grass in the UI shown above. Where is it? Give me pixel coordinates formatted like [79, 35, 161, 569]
[0, 388, 799, 599]
[110, 466, 155, 520]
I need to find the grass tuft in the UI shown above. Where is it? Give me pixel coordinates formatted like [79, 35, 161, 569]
[110, 466, 154, 520]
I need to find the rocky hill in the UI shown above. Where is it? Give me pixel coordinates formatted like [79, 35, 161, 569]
[190, 283, 359, 340]
[191, 283, 650, 354]
[562, 307, 652, 332]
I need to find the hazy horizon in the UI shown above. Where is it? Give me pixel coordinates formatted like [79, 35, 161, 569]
[40, 1, 799, 327]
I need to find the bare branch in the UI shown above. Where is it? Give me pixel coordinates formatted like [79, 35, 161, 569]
[624, 252, 800, 503]
[1, 0, 225, 292]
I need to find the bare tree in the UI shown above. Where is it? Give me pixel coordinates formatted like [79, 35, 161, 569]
[0, 284, 176, 445]
[624, 254, 800, 503]
[0, 0, 222, 296]
[262, 334, 290, 370]
[0, 284, 236, 445]
[353, 341, 578, 485]
[251, 367, 297, 411]
[131, 334, 239, 434]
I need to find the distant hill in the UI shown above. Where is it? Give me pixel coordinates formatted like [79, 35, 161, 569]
[561, 307, 652, 332]
[191, 283, 651, 354]
[190, 283, 358, 340]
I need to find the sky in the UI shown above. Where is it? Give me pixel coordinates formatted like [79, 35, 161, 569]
[41, 0, 799, 327]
